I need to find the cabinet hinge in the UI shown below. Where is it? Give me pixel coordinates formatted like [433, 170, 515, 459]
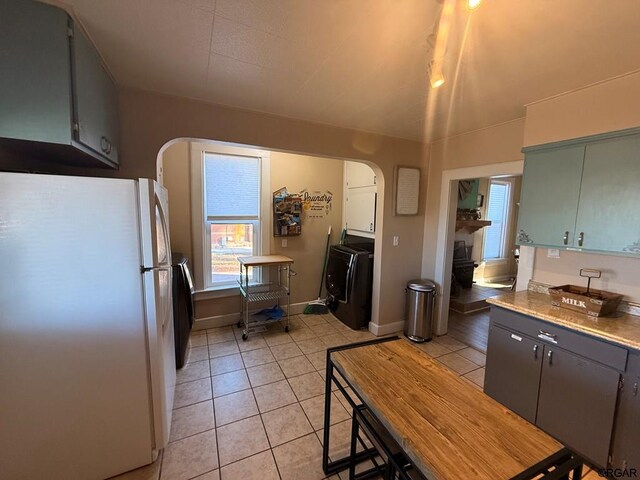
[73, 122, 80, 132]
[67, 27, 74, 38]
[373, 176, 377, 185]
[634, 382, 638, 396]
[618, 377, 624, 391]
[608, 455, 613, 465]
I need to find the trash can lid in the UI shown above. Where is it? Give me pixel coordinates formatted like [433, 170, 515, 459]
[407, 279, 437, 292]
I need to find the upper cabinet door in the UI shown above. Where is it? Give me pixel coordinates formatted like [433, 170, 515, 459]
[516, 145, 584, 248]
[574, 134, 640, 254]
[72, 21, 119, 166]
[345, 187, 376, 234]
[0, 1, 72, 144]
[345, 161, 376, 188]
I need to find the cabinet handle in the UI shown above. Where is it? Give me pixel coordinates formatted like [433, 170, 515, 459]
[533, 344, 538, 359]
[537, 330, 558, 344]
[563, 231, 569, 245]
[547, 350, 553, 365]
[578, 232, 584, 247]
[100, 136, 112, 155]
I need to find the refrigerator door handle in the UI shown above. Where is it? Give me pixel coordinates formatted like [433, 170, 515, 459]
[140, 265, 172, 273]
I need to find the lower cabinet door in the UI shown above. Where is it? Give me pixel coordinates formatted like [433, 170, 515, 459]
[610, 352, 640, 470]
[484, 324, 542, 423]
[536, 347, 620, 467]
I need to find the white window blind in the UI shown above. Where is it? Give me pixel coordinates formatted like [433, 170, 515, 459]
[204, 153, 260, 219]
[484, 181, 511, 260]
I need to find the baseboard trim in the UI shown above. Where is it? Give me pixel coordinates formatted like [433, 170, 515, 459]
[193, 301, 311, 331]
[193, 313, 241, 331]
[368, 320, 405, 336]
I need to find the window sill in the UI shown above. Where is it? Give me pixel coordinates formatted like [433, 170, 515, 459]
[482, 258, 509, 265]
[194, 287, 240, 301]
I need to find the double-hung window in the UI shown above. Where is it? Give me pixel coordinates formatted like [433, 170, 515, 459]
[483, 179, 513, 261]
[191, 143, 270, 291]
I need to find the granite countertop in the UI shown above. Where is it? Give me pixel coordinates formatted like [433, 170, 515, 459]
[487, 290, 640, 350]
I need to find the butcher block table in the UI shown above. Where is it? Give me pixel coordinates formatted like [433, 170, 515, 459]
[322, 337, 584, 480]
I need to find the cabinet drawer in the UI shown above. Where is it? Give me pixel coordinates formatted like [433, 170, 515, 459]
[491, 306, 628, 371]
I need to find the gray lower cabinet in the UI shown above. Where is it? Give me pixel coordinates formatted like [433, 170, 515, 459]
[610, 353, 640, 470]
[485, 307, 624, 467]
[536, 346, 619, 467]
[484, 324, 542, 423]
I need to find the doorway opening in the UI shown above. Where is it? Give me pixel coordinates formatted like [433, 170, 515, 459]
[158, 139, 383, 332]
[433, 161, 525, 347]
[446, 175, 522, 351]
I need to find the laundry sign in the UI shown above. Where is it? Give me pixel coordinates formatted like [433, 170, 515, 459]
[300, 189, 333, 218]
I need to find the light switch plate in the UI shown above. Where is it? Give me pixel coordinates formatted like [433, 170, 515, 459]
[281, 239, 287, 248]
[393, 236, 399, 246]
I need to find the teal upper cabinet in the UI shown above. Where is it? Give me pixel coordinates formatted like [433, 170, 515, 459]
[517, 129, 640, 255]
[0, 0, 119, 168]
[0, 1, 72, 145]
[72, 22, 119, 165]
[575, 134, 640, 254]
[517, 145, 584, 248]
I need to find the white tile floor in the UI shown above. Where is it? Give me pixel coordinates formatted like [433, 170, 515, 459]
[109, 313, 531, 480]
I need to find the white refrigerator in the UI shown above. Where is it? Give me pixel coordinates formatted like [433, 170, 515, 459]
[0, 172, 176, 480]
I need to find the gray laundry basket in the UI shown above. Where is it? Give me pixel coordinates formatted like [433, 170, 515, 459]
[404, 279, 437, 343]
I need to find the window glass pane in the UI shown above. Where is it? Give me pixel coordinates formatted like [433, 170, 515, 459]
[484, 182, 509, 260]
[210, 223, 254, 284]
[205, 153, 259, 218]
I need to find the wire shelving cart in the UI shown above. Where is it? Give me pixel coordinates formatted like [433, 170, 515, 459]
[237, 255, 294, 340]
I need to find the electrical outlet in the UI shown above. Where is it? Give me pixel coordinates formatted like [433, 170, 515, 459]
[281, 239, 287, 248]
[393, 236, 399, 247]
[547, 248, 560, 258]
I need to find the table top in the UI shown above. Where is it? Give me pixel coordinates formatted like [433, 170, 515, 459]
[238, 255, 294, 267]
[331, 339, 562, 480]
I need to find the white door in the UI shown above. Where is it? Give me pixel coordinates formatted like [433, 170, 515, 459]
[139, 179, 176, 450]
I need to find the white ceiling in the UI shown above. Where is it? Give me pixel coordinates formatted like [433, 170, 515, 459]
[51, 0, 640, 141]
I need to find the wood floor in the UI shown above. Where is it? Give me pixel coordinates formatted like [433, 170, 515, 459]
[449, 284, 510, 314]
[447, 309, 490, 353]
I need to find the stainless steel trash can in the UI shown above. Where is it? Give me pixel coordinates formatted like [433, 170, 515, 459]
[404, 279, 437, 343]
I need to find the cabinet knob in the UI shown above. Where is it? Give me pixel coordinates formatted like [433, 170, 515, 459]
[547, 350, 553, 364]
[563, 231, 569, 245]
[533, 344, 538, 359]
[101, 136, 112, 155]
[578, 232, 584, 247]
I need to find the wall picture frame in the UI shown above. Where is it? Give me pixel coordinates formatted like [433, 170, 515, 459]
[394, 166, 420, 216]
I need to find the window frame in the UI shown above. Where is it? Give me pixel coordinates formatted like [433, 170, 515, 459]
[190, 142, 271, 293]
[482, 178, 514, 263]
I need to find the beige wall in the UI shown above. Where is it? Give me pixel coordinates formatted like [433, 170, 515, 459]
[422, 73, 640, 306]
[135, 91, 427, 328]
[522, 71, 640, 303]
[269, 152, 344, 305]
[161, 142, 346, 320]
[533, 250, 640, 302]
[162, 142, 191, 257]
[422, 118, 526, 279]
[524, 72, 640, 147]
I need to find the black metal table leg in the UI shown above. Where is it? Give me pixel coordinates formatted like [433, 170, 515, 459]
[322, 336, 399, 476]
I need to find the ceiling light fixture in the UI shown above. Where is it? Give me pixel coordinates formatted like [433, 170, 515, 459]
[467, 0, 482, 10]
[429, 60, 445, 88]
